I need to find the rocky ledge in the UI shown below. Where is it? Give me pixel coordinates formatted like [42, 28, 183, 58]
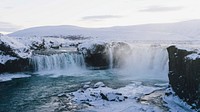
[78, 41, 131, 69]
[167, 46, 200, 109]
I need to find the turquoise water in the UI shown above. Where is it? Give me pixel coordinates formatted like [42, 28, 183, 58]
[0, 70, 141, 112]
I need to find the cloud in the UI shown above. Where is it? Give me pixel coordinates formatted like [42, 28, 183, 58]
[3, 6, 14, 9]
[81, 15, 122, 21]
[0, 22, 21, 32]
[139, 6, 183, 12]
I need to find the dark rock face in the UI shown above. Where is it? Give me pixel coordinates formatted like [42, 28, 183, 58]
[78, 42, 131, 69]
[167, 46, 200, 109]
[79, 43, 110, 69]
[0, 58, 33, 73]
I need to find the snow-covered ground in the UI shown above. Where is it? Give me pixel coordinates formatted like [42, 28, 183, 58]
[49, 82, 195, 112]
[71, 81, 164, 112]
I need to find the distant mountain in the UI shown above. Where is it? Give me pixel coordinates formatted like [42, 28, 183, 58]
[8, 20, 200, 40]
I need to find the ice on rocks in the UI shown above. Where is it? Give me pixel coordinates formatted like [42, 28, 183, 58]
[0, 73, 31, 82]
[93, 82, 105, 88]
[67, 82, 166, 111]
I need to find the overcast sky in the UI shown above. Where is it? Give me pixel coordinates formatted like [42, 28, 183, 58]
[0, 0, 200, 33]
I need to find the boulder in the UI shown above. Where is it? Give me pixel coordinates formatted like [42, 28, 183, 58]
[78, 42, 110, 69]
[78, 42, 131, 69]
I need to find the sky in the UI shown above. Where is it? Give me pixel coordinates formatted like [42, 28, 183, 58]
[1, 0, 200, 33]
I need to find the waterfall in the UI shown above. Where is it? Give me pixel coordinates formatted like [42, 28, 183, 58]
[115, 44, 169, 81]
[108, 46, 113, 69]
[30, 53, 86, 72]
[29, 43, 169, 81]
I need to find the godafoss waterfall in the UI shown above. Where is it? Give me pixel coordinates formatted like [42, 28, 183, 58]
[0, 38, 199, 112]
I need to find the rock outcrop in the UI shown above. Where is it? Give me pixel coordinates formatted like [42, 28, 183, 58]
[0, 36, 64, 73]
[167, 46, 200, 109]
[0, 36, 33, 73]
[0, 58, 33, 73]
[78, 42, 131, 69]
[78, 42, 110, 69]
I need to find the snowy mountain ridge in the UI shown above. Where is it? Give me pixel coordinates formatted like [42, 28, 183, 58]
[8, 20, 200, 40]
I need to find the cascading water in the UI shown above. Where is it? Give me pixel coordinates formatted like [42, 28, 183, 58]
[29, 43, 168, 80]
[30, 53, 86, 76]
[109, 44, 169, 81]
[108, 46, 113, 69]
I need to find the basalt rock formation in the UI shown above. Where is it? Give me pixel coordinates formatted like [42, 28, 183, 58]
[167, 46, 200, 109]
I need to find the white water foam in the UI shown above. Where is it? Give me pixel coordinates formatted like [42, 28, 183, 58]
[112, 44, 169, 81]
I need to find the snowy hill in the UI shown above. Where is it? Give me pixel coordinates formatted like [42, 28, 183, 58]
[8, 20, 200, 40]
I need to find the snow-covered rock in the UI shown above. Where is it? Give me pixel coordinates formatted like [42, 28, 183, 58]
[185, 53, 200, 60]
[0, 36, 31, 58]
[78, 41, 131, 69]
[60, 82, 195, 112]
[0, 53, 17, 64]
[69, 82, 161, 110]
[93, 82, 106, 88]
[0, 36, 32, 64]
[164, 88, 196, 112]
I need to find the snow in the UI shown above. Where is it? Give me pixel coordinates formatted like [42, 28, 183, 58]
[93, 82, 106, 88]
[185, 53, 200, 60]
[0, 36, 32, 58]
[65, 82, 196, 112]
[163, 88, 196, 112]
[0, 73, 31, 82]
[173, 45, 200, 60]
[78, 40, 107, 50]
[0, 54, 17, 64]
[69, 82, 164, 112]
[176, 45, 200, 53]
[0, 36, 32, 64]
[14, 36, 72, 49]
[0, 36, 27, 49]
[8, 20, 200, 40]
[0, 35, 84, 64]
